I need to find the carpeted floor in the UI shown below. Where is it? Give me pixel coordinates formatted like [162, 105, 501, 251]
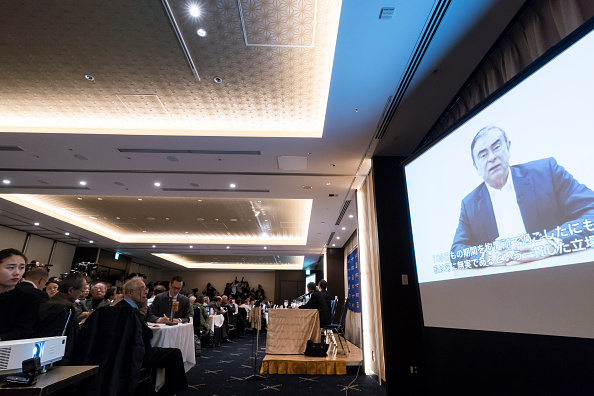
[178, 331, 386, 396]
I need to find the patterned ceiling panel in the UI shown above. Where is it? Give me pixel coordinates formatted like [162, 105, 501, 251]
[0, 0, 342, 137]
[0, 194, 312, 245]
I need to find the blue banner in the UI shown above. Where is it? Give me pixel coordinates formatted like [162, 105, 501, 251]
[347, 248, 361, 312]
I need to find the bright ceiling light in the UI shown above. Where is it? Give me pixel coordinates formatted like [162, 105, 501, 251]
[264, 246, 267, 250]
[154, 182, 161, 187]
[342, 227, 346, 230]
[34, 222, 39, 226]
[189, 5, 200, 17]
[89, 240, 94, 243]
[152, 245, 156, 248]
[196, 28, 206, 37]
[349, 214, 354, 218]
[79, 181, 87, 186]
[65, 232, 70, 235]
[2, 180, 10, 184]
[230, 183, 236, 188]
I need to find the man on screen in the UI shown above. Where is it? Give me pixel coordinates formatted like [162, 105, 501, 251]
[450, 126, 594, 268]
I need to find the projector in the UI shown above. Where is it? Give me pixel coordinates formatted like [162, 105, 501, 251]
[0, 336, 67, 374]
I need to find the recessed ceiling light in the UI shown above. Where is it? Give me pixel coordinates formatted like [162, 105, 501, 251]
[116, 217, 121, 220]
[34, 222, 39, 226]
[332, 244, 336, 247]
[342, 227, 346, 230]
[226, 246, 230, 249]
[97, 198, 103, 201]
[214, 76, 223, 83]
[189, 245, 193, 248]
[84, 74, 94, 81]
[89, 240, 94, 243]
[79, 181, 87, 186]
[154, 182, 161, 187]
[142, 231, 146, 233]
[197, 199, 203, 202]
[326, 183, 331, 186]
[89, 216, 97, 220]
[78, 197, 82, 200]
[65, 232, 70, 236]
[197, 28, 207, 37]
[189, 5, 200, 17]
[2, 179, 10, 184]
[265, 220, 268, 222]
[166, 217, 170, 220]
[152, 245, 156, 248]
[337, 236, 341, 240]
[138, 198, 142, 201]
[264, 247, 267, 249]
[185, 231, 189, 234]
[215, 218, 219, 221]
[349, 214, 354, 218]
[230, 183, 236, 188]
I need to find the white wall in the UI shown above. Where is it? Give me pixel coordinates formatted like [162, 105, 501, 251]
[49, 242, 76, 277]
[0, 225, 27, 251]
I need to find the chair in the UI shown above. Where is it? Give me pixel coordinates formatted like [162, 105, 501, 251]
[71, 305, 147, 396]
[35, 303, 76, 365]
[193, 307, 211, 348]
[329, 297, 338, 323]
[322, 298, 350, 353]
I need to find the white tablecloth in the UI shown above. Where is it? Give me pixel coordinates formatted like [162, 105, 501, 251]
[207, 314, 225, 333]
[149, 322, 196, 390]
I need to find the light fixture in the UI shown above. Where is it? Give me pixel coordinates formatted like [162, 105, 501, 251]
[349, 214, 354, 218]
[152, 245, 156, 248]
[97, 198, 103, 201]
[332, 244, 336, 247]
[2, 179, 10, 184]
[79, 181, 87, 186]
[89, 240, 94, 243]
[34, 222, 39, 226]
[138, 198, 142, 201]
[264, 247, 267, 250]
[230, 183, 236, 188]
[197, 28, 207, 37]
[189, 245, 193, 248]
[78, 197, 82, 200]
[326, 183, 331, 186]
[189, 5, 200, 17]
[84, 74, 94, 81]
[337, 236, 341, 240]
[154, 182, 161, 187]
[214, 76, 223, 83]
[226, 246, 230, 249]
[65, 232, 70, 236]
[342, 227, 346, 230]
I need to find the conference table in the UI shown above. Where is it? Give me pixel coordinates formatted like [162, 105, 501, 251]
[265, 309, 321, 354]
[207, 314, 225, 333]
[149, 321, 196, 390]
[0, 365, 98, 395]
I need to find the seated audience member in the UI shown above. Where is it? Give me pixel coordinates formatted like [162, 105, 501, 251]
[194, 295, 209, 331]
[209, 296, 233, 343]
[16, 267, 49, 303]
[44, 279, 59, 298]
[298, 282, 331, 326]
[0, 248, 43, 341]
[148, 284, 166, 306]
[75, 284, 91, 321]
[318, 279, 333, 312]
[43, 273, 87, 364]
[148, 276, 192, 323]
[117, 277, 188, 395]
[83, 282, 111, 311]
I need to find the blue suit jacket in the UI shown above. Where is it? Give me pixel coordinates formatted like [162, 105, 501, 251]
[451, 157, 594, 263]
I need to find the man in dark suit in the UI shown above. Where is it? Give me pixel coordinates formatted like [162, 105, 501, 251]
[298, 282, 331, 326]
[116, 277, 188, 395]
[451, 126, 594, 268]
[148, 276, 192, 323]
[16, 267, 49, 303]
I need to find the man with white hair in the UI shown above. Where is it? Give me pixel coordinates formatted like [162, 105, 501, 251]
[118, 277, 188, 396]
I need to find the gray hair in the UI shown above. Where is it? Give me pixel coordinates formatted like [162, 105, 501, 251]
[123, 276, 144, 295]
[470, 125, 509, 166]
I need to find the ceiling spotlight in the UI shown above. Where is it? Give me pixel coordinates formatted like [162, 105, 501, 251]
[138, 198, 142, 201]
[154, 182, 161, 187]
[189, 245, 193, 248]
[89, 240, 94, 244]
[349, 214, 354, 218]
[189, 5, 200, 17]
[230, 183, 236, 188]
[226, 246, 230, 249]
[65, 232, 70, 236]
[34, 222, 40, 226]
[79, 181, 87, 186]
[2, 179, 10, 184]
[342, 227, 346, 230]
[326, 183, 331, 186]
[84, 74, 94, 81]
[97, 198, 103, 201]
[264, 247, 267, 249]
[152, 245, 156, 248]
[197, 28, 207, 37]
[214, 76, 223, 83]
[337, 237, 341, 240]
[332, 244, 336, 247]
[78, 197, 82, 200]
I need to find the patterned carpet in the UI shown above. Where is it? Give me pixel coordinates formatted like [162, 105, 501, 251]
[178, 331, 386, 396]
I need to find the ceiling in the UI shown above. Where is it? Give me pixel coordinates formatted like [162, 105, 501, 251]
[0, 0, 524, 271]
